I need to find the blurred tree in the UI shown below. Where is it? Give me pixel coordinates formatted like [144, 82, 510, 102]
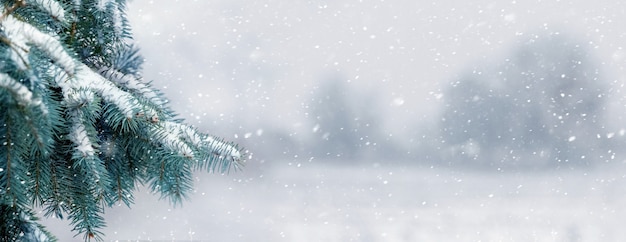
[310, 76, 387, 160]
[0, 0, 243, 241]
[440, 31, 608, 169]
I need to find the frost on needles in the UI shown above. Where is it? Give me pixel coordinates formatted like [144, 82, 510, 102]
[0, 0, 245, 241]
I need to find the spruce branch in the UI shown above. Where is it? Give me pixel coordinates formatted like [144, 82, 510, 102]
[0, 34, 31, 69]
[27, 0, 67, 23]
[2, 14, 75, 75]
[0, 0, 246, 240]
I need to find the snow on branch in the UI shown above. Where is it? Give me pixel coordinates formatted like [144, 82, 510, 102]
[152, 121, 195, 159]
[99, 68, 166, 107]
[92, 0, 129, 39]
[68, 113, 95, 157]
[2, 15, 76, 75]
[95, 0, 113, 11]
[48, 63, 145, 120]
[204, 135, 243, 163]
[172, 122, 205, 147]
[182, 124, 243, 164]
[0, 0, 246, 240]
[150, 121, 244, 170]
[0, 73, 35, 107]
[2, 4, 244, 171]
[1, 22, 30, 70]
[75, 65, 138, 118]
[28, 0, 67, 23]
[109, 0, 125, 37]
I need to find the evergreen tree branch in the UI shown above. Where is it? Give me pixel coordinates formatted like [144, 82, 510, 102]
[0, 34, 31, 70]
[0, 0, 246, 240]
[0, 204, 57, 242]
[98, 67, 166, 107]
[27, 0, 67, 22]
[2, 14, 76, 75]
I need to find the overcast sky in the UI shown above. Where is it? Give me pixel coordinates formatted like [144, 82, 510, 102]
[126, 0, 626, 146]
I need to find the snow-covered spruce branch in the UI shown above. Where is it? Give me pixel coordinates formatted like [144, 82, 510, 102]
[0, 73, 44, 109]
[95, 0, 127, 37]
[3, 15, 140, 119]
[28, 0, 67, 23]
[203, 135, 243, 163]
[1, 0, 245, 240]
[157, 121, 244, 170]
[4, 5, 244, 165]
[98, 68, 167, 108]
[68, 113, 95, 157]
[74, 65, 137, 118]
[2, 14, 75, 74]
[76, 65, 246, 168]
[0, 72, 50, 158]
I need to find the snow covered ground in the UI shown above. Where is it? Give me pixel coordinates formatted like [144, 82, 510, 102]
[42, 161, 626, 241]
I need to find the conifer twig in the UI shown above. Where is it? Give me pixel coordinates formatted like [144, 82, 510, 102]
[0, 35, 31, 69]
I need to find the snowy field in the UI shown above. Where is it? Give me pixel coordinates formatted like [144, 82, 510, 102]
[42, 161, 626, 241]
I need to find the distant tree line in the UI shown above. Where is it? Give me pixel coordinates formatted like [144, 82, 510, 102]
[241, 30, 617, 170]
[438, 31, 612, 169]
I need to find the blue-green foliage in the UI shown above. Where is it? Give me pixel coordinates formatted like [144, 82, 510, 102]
[0, 0, 245, 241]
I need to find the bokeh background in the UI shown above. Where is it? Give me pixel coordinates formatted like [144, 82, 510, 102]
[42, 0, 626, 241]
